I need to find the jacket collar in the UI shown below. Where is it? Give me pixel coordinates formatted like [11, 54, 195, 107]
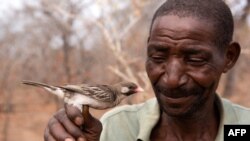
[136, 95, 238, 141]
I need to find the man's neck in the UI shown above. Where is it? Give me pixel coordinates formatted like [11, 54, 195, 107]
[150, 98, 220, 141]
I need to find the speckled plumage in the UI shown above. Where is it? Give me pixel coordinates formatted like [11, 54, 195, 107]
[22, 80, 143, 111]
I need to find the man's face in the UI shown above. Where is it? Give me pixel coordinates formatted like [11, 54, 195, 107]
[146, 15, 227, 117]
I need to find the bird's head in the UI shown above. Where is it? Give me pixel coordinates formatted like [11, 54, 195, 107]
[114, 81, 144, 96]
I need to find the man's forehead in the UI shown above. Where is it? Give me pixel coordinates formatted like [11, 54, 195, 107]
[150, 15, 215, 43]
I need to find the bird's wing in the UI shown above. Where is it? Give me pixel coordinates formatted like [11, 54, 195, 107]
[59, 84, 116, 102]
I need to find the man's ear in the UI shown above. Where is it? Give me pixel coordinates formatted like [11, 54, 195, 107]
[223, 42, 241, 73]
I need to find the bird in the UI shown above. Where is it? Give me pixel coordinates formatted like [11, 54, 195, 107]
[22, 80, 144, 112]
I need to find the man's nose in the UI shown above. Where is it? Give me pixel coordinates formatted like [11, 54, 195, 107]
[161, 58, 188, 89]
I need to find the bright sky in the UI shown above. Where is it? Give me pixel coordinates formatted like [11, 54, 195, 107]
[0, 0, 23, 19]
[0, 0, 23, 11]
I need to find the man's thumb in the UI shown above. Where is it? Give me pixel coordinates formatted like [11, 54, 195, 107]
[81, 105, 102, 132]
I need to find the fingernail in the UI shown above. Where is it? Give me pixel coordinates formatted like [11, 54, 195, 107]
[65, 138, 75, 141]
[75, 116, 83, 125]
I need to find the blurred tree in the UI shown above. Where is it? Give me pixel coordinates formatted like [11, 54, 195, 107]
[223, 0, 250, 97]
[0, 0, 250, 140]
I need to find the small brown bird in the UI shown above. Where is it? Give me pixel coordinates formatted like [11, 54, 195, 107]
[22, 80, 143, 111]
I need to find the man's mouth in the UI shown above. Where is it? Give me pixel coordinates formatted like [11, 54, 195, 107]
[162, 92, 190, 99]
[163, 94, 195, 104]
[154, 84, 205, 99]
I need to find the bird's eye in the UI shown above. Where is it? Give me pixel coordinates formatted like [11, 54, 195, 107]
[121, 87, 129, 93]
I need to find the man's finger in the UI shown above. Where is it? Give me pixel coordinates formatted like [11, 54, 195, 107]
[55, 109, 85, 138]
[64, 104, 102, 140]
[44, 127, 56, 141]
[65, 104, 83, 126]
[82, 105, 90, 125]
[45, 131, 57, 141]
[49, 116, 75, 141]
[81, 106, 102, 135]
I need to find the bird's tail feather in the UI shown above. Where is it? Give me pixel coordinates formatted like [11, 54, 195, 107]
[22, 80, 57, 90]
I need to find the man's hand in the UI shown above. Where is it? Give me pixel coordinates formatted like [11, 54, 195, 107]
[44, 104, 102, 141]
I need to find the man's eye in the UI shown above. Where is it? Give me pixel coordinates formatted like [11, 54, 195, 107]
[149, 56, 166, 63]
[187, 58, 207, 66]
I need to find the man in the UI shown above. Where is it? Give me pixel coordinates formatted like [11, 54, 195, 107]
[44, 0, 250, 141]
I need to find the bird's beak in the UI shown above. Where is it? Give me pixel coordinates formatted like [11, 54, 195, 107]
[135, 87, 144, 93]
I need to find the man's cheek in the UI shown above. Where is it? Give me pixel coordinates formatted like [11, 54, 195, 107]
[187, 68, 221, 88]
[145, 62, 165, 83]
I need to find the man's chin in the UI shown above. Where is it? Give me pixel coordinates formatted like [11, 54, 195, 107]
[162, 107, 195, 118]
[157, 96, 206, 118]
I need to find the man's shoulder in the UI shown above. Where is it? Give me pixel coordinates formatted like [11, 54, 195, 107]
[99, 98, 158, 141]
[100, 98, 157, 123]
[230, 101, 250, 121]
[222, 98, 250, 123]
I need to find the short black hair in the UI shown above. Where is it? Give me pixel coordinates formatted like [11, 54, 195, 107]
[149, 0, 234, 49]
